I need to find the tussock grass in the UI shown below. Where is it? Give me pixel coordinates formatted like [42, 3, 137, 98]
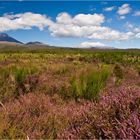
[113, 64, 123, 85]
[0, 65, 38, 101]
[69, 66, 110, 101]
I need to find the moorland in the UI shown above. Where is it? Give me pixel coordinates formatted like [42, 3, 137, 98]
[0, 44, 140, 139]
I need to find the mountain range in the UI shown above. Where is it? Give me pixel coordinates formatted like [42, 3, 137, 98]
[0, 33, 45, 46]
[0, 33, 133, 50]
[0, 33, 112, 49]
[26, 41, 44, 45]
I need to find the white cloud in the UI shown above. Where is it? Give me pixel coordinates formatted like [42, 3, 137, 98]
[133, 27, 140, 33]
[56, 12, 105, 26]
[125, 22, 134, 29]
[124, 22, 140, 39]
[104, 6, 115, 12]
[0, 12, 138, 42]
[134, 11, 140, 16]
[117, 4, 131, 15]
[119, 16, 125, 20]
[78, 41, 106, 48]
[0, 12, 52, 32]
[56, 12, 72, 25]
[136, 33, 140, 39]
[48, 13, 134, 41]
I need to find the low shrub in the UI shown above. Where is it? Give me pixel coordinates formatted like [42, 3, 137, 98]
[54, 66, 70, 75]
[0, 66, 38, 101]
[12, 66, 38, 95]
[0, 86, 140, 139]
[0, 67, 16, 101]
[62, 86, 140, 139]
[69, 67, 110, 101]
[113, 64, 123, 84]
[0, 93, 69, 139]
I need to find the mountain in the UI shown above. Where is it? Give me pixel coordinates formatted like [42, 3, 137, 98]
[26, 41, 44, 45]
[0, 33, 22, 44]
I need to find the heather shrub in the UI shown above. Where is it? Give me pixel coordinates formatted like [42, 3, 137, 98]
[0, 86, 140, 139]
[116, 112, 140, 139]
[24, 75, 39, 93]
[0, 93, 69, 139]
[62, 86, 140, 139]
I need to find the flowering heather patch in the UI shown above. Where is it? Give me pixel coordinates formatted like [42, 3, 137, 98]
[0, 86, 140, 139]
[0, 93, 93, 139]
[62, 86, 140, 139]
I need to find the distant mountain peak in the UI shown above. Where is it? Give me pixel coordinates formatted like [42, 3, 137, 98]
[0, 33, 22, 44]
[26, 41, 44, 45]
[0, 33, 9, 37]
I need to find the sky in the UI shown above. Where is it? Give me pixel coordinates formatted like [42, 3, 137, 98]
[0, 1, 140, 48]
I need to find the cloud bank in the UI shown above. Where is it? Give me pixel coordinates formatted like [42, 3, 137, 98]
[78, 41, 106, 48]
[48, 12, 134, 41]
[0, 12, 52, 32]
[0, 11, 139, 42]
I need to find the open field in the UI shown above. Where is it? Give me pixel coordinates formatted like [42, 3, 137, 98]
[0, 46, 140, 139]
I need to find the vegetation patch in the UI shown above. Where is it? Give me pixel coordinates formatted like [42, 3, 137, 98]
[0, 49, 140, 139]
[69, 66, 110, 101]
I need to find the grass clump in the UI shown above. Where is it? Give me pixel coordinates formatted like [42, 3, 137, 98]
[113, 64, 123, 85]
[69, 66, 110, 101]
[13, 67, 29, 85]
[0, 66, 38, 101]
[0, 67, 16, 101]
[12, 66, 38, 95]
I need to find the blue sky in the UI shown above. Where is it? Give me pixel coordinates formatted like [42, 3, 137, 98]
[0, 1, 140, 48]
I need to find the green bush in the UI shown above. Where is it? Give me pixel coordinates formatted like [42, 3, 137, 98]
[0, 67, 16, 101]
[0, 66, 38, 101]
[69, 67, 110, 101]
[13, 67, 29, 85]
